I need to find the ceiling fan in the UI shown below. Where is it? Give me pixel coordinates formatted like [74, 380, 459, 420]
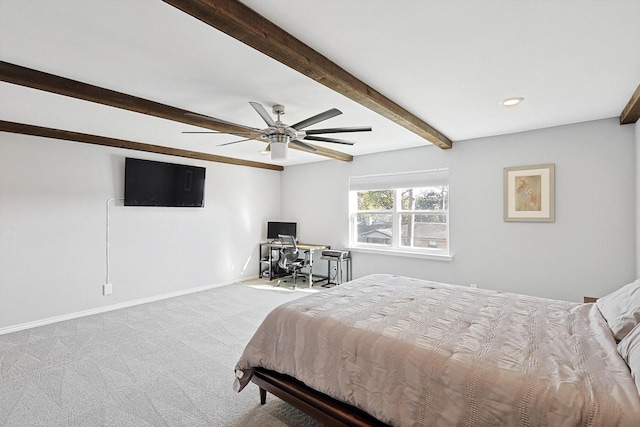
[183, 102, 371, 160]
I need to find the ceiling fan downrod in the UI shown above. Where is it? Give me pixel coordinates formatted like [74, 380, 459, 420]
[272, 104, 285, 121]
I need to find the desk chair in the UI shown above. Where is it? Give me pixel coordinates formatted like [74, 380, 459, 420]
[277, 234, 307, 288]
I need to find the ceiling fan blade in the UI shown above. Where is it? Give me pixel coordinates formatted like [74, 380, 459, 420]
[217, 138, 254, 147]
[303, 135, 355, 145]
[249, 102, 276, 127]
[287, 141, 352, 161]
[304, 126, 372, 135]
[292, 108, 342, 130]
[182, 130, 261, 136]
[289, 140, 317, 152]
[184, 112, 256, 129]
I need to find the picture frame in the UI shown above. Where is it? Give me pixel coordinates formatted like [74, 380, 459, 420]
[503, 164, 555, 222]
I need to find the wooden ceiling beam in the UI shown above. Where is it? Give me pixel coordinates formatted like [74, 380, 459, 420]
[162, 0, 453, 150]
[0, 120, 283, 171]
[620, 83, 640, 125]
[0, 61, 351, 162]
[0, 61, 251, 136]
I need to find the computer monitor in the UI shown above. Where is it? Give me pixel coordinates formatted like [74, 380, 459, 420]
[267, 221, 297, 240]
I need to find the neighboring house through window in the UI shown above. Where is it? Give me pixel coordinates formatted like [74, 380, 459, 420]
[348, 169, 450, 259]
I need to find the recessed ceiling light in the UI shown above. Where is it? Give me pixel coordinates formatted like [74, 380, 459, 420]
[501, 97, 524, 107]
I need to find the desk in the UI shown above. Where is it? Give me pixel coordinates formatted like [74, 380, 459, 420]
[321, 255, 352, 286]
[259, 242, 330, 288]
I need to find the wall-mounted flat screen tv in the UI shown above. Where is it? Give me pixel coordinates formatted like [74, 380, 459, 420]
[267, 221, 297, 240]
[124, 158, 206, 207]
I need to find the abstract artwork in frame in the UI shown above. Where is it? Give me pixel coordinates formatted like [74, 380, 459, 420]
[503, 164, 555, 222]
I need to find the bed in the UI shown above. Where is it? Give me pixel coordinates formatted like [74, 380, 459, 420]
[234, 274, 640, 426]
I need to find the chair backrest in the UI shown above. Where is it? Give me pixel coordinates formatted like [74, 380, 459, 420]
[278, 234, 299, 268]
[278, 234, 297, 248]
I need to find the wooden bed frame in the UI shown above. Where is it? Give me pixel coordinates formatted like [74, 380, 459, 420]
[252, 367, 391, 427]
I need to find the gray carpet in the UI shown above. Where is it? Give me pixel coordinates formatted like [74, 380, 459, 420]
[0, 282, 325, 426]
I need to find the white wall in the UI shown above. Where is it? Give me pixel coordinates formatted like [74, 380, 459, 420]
[282, 118, 636, 302]
[0, 134, 281, 330]
[1, 118, 635, 331]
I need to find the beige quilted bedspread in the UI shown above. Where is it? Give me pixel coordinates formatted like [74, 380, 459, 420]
[235, 274, 640, 426]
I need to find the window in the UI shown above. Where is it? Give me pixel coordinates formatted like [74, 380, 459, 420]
[349, 169, 449, 258]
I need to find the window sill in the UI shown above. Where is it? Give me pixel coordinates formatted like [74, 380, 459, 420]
[346, 246, 453, 261]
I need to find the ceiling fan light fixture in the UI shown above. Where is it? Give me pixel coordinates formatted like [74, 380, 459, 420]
[501, 97, 524, 107]
[270, 141, 288, 160]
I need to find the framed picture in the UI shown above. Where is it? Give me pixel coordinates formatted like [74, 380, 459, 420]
[503, 164, 555, 222]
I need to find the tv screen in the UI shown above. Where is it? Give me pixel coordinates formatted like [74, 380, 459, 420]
[124, 158, 206, 207]
[267, 221, 297, 240]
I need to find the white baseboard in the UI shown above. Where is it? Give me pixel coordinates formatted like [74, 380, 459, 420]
[0, 277, 259, 336]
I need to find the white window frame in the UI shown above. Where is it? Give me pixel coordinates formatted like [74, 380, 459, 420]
[348, 169, 451, 261]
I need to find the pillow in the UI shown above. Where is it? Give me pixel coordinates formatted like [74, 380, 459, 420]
[618, 322, 640, 395]
[596, 279, 640, 341]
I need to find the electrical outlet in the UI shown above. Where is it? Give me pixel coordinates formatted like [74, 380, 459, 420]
[103, 283, 113, 295]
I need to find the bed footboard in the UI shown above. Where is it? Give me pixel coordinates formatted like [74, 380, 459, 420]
[252, 368, 390, 427]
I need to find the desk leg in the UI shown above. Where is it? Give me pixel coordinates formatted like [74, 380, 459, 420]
[308, 249, 313, 289]
[259, 244, 262, 280]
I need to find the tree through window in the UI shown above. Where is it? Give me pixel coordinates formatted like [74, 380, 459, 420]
[349, 170, 449, 256]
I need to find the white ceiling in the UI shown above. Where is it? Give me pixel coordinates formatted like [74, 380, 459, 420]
[1, 0, 639, 167]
